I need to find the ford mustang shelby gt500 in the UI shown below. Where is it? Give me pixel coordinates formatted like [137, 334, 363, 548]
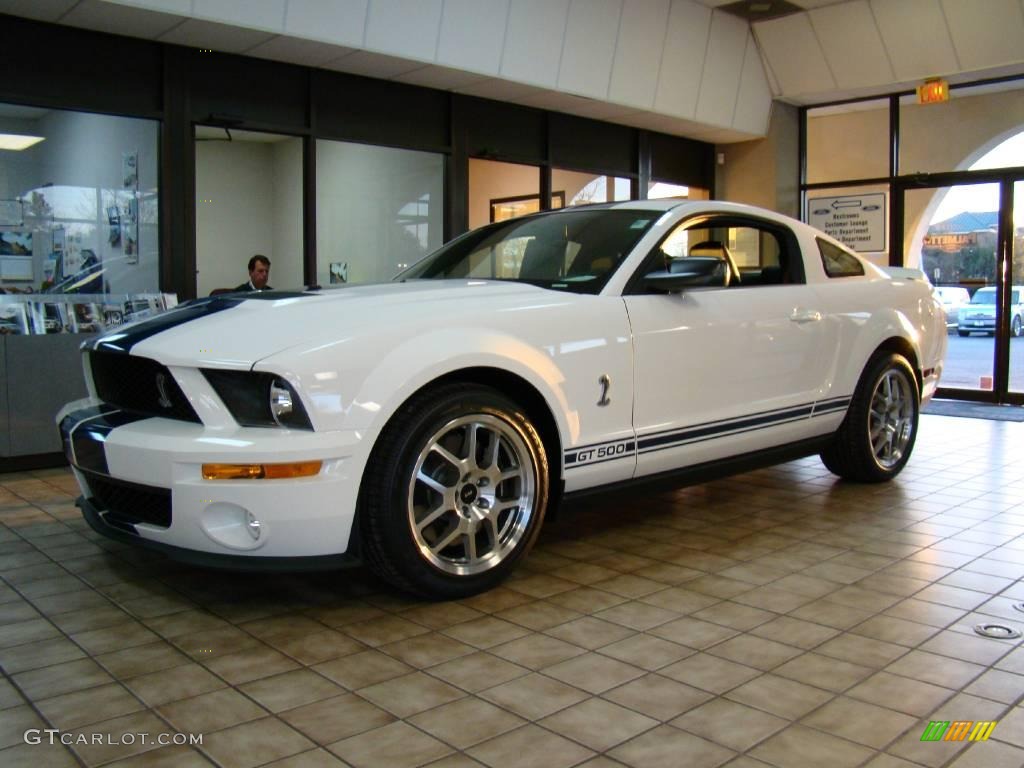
[59, 201, 946, 598]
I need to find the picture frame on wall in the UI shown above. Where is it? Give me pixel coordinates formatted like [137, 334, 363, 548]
[0, 300, 29, 335]
[122, 151, 138, 189]
[122, 150, 140, 264]
[490, 191, 565, 223]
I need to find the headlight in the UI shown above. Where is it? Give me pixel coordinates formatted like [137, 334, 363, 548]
[202, 369, 313, 430]
[269, 378, 294, 425]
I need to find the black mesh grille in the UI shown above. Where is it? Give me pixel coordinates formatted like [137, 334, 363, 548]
[82, 471, 171, 529]
[89, 351, 200, 423]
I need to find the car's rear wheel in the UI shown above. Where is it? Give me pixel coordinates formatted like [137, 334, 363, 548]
[957, 329, 970, 337]
[359, 383, 548, 599]
[1012, 315, 1023, 337]
[820, 352, 919, 483]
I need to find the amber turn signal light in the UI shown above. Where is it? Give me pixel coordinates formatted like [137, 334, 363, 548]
[202, 461, 322, 480]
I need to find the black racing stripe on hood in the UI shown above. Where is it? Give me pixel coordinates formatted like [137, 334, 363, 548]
[88, 296, 243, 354]
[87, 291, 321, 354]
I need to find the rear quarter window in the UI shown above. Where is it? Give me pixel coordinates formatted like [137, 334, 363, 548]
[817, 238, 865, 278]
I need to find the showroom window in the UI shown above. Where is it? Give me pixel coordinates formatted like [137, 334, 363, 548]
[552, 167, 630, 206]
[195, 127, 303, 295]
[0, 102, 160, 334]
[316, 140, 444, 286]
[647, 181, 707, 200]
[802, 75, 1024, 405]
[469, 159, 543, 229]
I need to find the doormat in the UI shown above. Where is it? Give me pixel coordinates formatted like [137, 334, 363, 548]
[923, 399, 1024, 422]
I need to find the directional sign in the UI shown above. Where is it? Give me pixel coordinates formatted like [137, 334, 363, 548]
[807, 193, 886, 252]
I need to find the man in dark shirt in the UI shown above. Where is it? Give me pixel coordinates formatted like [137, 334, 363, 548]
[235, 255, 271, 291]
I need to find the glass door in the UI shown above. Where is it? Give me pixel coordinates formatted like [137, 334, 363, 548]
[904, 183, 1001, 396]
[1011, 180, 1024, 396]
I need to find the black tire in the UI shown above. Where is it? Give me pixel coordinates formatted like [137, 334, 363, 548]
[1012, 315, 1023, 337]
[358, 382, 549, 599]
[820, 352, 919, 483]
[957, 329, 970, 337]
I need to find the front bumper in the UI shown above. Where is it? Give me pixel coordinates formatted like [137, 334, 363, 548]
[959, 315, 995, 331]
[59, 399, 365, 562]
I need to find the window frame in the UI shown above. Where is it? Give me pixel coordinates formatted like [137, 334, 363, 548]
[625, 214, 805, 294]
[817, 236, 866, 278]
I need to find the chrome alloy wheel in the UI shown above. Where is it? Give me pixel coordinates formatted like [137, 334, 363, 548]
[868, 369, 915, 469]
[407, 413, 537, 576]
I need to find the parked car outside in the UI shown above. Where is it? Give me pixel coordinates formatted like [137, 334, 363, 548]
[58, 201, 947, 598]
[934, 286, 970, 328]
[956, 286, 1024, 337]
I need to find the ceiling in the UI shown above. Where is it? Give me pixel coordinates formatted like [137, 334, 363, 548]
[1, 0, 1022, 144]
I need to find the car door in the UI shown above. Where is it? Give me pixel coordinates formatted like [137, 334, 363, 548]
[623, 215, 831, 478]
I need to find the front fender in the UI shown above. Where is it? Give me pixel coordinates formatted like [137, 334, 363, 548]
[350, 327, 577, 447]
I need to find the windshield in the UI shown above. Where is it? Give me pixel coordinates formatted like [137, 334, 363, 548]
[397, 208, 660, 294]
[970, 289, 996, 304]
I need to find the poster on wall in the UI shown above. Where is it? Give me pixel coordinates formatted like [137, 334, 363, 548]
[122, 151, 138, 189]
[0, 301, 29, 335]
[0, 231, 32, 255]
[330, 262, 348, 284]
[121, 150, 139, 264]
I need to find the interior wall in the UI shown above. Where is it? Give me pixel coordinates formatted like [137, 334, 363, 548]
[316, 141, 444, 286]
[806, 103, 890, 183]
[468, 159, 540, 229]
[195, 141, 275, 296]
[714, 102, 799, 217]
[271, 138, 304, 288]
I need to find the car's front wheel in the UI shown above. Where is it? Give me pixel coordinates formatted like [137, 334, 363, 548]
[1012, 314, 1023, 337]
[820, 352, 919, 483]
[957, 329, 970, 337]
[359, 383, 549, 599]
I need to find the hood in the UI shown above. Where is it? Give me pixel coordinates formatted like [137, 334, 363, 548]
[92, 280, 570, 368]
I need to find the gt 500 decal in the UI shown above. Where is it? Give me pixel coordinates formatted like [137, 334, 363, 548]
[565, 438, 636, 468]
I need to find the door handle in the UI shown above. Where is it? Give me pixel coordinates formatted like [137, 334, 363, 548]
[790, 309, 822, 324]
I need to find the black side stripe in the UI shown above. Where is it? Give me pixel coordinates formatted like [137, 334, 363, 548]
[813, 396, 852, 415]
[563, 395, 853, 469]
[638, 409, 814, 454]
[638, 402, 815, 452]
[87, 296, 244, 354]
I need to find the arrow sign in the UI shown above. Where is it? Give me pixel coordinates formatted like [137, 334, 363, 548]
[807, 192, 886, 252]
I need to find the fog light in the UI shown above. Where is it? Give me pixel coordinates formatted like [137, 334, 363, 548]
[202, 461, 322, 480]
[269, 378, 293, 425]
[246, 512, 261, 540]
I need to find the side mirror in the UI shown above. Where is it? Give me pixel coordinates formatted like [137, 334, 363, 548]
[642, 256, 728, 293]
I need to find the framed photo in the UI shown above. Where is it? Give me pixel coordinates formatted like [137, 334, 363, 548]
[0, 300, 29, 335]
[329, 261, 348, 284]
[0, 231, 32, 256]
[122, 150, 138, 189]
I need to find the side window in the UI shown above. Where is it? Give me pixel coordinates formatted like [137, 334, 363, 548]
[652, 219, 800, 288]
[817, 238, 865, 278]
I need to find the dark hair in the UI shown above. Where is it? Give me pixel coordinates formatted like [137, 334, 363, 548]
[248, 254, 271, 271]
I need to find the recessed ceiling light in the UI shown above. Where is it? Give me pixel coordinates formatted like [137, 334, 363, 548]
[0, 134, 45, 151]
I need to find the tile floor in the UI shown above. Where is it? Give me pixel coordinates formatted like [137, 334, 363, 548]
[1, 413, 1023, 768]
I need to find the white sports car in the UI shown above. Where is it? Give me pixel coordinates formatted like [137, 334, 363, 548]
[58, 201, 946, 598]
